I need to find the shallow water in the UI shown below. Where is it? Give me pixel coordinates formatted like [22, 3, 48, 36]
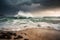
[0, 16, 60, 31]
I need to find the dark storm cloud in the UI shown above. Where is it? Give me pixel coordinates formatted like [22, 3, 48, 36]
[0, 0, 22, 16]
[0, 0, 60, 16]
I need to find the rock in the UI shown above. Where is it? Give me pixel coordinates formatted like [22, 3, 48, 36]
[0, 28, 60, 40]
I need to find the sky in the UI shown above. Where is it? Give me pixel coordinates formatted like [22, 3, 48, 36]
[0, 0, 60, 17]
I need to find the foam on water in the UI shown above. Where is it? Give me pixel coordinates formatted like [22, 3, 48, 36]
[0, 20, 60, 31]
[0, 11, 60, 31]
[15, 11, 33, 17]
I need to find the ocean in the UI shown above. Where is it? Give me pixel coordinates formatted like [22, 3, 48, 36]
[0, 11, 60, 31]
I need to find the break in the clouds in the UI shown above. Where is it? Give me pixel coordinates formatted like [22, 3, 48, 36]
[0, 0, 60, 16]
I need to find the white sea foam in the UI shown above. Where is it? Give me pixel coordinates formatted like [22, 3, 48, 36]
[0, 21, 60, 31]
[0, 11, 60, 31]
[15, 11, 33, 17]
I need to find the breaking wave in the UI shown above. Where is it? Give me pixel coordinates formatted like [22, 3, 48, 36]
[0, 11, 60, 31]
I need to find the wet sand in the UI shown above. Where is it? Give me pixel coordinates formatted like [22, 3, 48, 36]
[0, 28, 60, 40]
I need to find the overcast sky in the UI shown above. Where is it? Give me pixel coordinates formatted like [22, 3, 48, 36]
[0, 0, 60, 16]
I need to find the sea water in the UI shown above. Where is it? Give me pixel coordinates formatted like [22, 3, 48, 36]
[0, 11, 60, 31]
